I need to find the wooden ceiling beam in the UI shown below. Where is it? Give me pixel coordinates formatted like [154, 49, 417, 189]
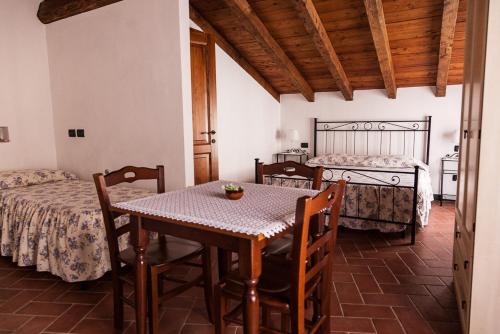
[363, 0, 397, 99]
[222, 0, 315, 102]
[190, 5, 280, 102]
[293, 0, 353, 101]
[436, 0, 460, 97]
[38, 0, 123, 24]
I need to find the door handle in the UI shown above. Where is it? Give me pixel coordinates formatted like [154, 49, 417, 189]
[463, 130, 468, 139]
[201, 130, 216, 135]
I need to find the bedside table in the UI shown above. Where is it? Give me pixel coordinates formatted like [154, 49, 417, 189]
[440, 153, 459, 206]
[275, 152, 309, 164]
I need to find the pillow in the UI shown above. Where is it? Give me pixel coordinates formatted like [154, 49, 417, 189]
[0, 169, 78, 190]
[306, 154, 429, 171]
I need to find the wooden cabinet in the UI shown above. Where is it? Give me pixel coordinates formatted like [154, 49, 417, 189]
[453, 1, 489, 333]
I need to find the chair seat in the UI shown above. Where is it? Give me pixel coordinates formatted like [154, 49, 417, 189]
[264, 234, 293, 256]
[220, 252, 322, 308]
[218, 254, 293, 312]
[119, 236, 203, 266]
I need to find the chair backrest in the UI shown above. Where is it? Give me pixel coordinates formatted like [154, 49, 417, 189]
[93, 165, 165, 270]
[255, 158, 324, 191]
[289, 180, 346, 327]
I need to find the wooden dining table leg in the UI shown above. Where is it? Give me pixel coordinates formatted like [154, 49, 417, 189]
[238, 239, 262, 334]
[131, 215, 149, 334]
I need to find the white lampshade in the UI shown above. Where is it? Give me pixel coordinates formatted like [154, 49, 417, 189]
[287, 129, 299, 141]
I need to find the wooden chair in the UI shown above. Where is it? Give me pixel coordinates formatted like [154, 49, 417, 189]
[255, 158, 324, 191]
[255, 159, 324, 256]
[93, 166, 215, 334]
[214, 180, 346, 334]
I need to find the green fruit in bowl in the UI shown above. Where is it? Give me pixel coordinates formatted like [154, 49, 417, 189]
[222, 184, 243, 192]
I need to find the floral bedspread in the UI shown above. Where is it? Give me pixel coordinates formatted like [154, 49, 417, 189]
[0, 179, 153, 282]
[266, 154, 434, 233]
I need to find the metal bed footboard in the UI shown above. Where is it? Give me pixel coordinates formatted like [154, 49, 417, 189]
[255, 158, 420, 245]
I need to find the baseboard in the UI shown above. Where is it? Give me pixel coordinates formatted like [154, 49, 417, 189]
[434, 194, 457, 202]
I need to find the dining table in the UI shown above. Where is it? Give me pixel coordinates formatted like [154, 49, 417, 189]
[112, 180, 319, 334]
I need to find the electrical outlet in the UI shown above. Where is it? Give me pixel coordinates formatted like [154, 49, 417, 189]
[76, 129, 85, 138]
[0, 127, 9, 143]
[68, 129, 76, 137]
[454, 145, 459, 152]
[300, 142, 309, 149]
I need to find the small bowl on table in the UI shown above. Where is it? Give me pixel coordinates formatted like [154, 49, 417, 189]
[223, 184, 244, 200]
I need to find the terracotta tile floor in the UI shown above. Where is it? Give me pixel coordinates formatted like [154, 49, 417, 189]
[0, 203, 460, 334]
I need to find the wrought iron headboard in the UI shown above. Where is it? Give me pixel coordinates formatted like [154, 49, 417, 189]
[313, 116, 432, 164]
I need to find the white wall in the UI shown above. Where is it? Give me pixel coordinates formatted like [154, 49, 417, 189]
[215, 46, 281, 182]
[0, 0, 57, 170]
[470, 1, 500, 331]
[46, 0, 194, 190]
[280, 86, 463, 193]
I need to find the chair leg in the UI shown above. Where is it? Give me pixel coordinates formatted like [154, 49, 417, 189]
[312, 289, 321, 323]
[281, 313, 290, 334]
[148, 267, 159, 334]
[218, 248, 232, 278]
[214, 285, 226, 334]
[202, 246, 217, 323]
[111, 273, 124, 330]
[262, 305, 272, 331]
[319, 278, 332, 333]
[290, 304, 305, 334]
[158, 277, 164, 297]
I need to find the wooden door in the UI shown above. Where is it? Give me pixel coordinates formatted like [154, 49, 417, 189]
[190, 29, 218, 185]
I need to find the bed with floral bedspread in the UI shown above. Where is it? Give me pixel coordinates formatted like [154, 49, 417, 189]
[0, 170, 153, 282]
[265, 154, 434, 233]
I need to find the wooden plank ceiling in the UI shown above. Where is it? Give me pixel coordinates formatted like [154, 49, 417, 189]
[190, 0, 466, 101]
[37, 0, 466, 101]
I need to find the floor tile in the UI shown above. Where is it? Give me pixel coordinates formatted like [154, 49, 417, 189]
[17, 301, 71, 316]
[70, 318, 130, 334]
[379, 283, 430, 295]
[396, 274, 445, 285]
[330, 316, 375, 333]
[353, 273, 381, 293]
[362, 293, 411, 306]
[372, 318, 405, 334]
[15, 316, 56, 334]
[334, 282, 363, 304]
[46, 304, 94, 332]
[393, 306, 435, 334]
[56, 290, 106, 304]
[341, 304, 395, 318]
[370, 266, 398, 284]
[0, 314, 32, 331]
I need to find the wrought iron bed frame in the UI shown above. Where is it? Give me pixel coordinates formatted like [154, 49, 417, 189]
[257, 116, 432, 245]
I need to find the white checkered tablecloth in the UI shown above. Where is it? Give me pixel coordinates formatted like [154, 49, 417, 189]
[114, 180, 319, 237]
